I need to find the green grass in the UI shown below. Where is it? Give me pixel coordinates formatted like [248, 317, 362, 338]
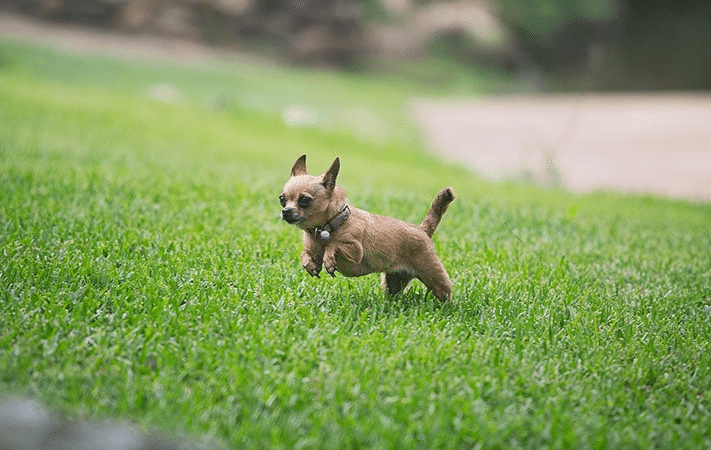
[1, 40, 711, 449]
[0, 40, 516, 149]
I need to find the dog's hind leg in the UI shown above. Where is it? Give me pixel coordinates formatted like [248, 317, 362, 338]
[417, 271, 452, 302]
[411, 256, 452, 302]
[381, 271, 414, 296]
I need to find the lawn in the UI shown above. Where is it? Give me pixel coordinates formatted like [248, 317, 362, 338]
[1, 40, 710, 449]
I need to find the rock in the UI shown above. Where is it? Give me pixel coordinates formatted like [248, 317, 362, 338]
[290, 24, 330, 59]
[379, 0, 412, 16]
[154, 4, 200, 39]
[116, 0, 156, 31]
[214, 0, 252, 16]
[0, 397, 207, 450]
[413, 0, 521, 70]
[285, 0, 364, 65]
[290, 23, 361, 65]
[365, 24, 425, 59]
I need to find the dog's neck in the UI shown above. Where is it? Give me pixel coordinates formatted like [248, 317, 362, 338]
[308, 203, 350, 243]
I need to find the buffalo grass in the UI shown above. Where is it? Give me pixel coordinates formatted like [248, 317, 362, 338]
[1, 40, 711, 449]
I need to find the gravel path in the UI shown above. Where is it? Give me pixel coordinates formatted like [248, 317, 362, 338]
[2, 12, 709, 201]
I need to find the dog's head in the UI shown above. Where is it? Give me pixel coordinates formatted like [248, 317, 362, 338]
[280, 154, 342, 229]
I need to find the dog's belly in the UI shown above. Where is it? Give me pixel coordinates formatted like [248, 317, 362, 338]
[336, 255, 408, 278]
[336, 256, 374, 277]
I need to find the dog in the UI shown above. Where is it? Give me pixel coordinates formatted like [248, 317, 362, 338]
[279, 154, 455, 302]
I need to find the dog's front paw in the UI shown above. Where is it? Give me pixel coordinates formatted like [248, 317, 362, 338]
[323, 252, 337, 277]
[301, 250, 322, 278]
[303, 259, 322, 278]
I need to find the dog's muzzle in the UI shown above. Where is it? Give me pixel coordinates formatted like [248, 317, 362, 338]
[281, 208, 304, 225]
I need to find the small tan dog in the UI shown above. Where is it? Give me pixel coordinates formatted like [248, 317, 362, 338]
[280, 154, 455, 302]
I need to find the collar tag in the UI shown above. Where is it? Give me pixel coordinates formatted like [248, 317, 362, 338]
[317, 229, 331, 242]
[312, 205, 350, 243]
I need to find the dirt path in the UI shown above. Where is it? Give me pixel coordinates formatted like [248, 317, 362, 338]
[2, 12, 709, 201]
[412, 95, 711, 201]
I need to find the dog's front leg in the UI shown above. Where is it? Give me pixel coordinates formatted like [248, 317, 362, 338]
[323, 245, 337, 277]
[301, 248, 323, 278]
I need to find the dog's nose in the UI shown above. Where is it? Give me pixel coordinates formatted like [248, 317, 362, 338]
[281, 208, 300, 224]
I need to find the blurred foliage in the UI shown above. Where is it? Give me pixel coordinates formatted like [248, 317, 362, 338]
[495, 0, 619, 40]
[493, 0, 711, 90]
[493, 0, 617, 79]
[608, 0, 711, 90]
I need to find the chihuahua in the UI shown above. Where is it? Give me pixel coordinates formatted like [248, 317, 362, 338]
[280, 155, 455, 302]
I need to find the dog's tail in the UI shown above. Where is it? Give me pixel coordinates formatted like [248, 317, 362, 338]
[420, 187, 455, 238]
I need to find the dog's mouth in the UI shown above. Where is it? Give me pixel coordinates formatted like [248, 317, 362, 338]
[281, 210, 304, 225]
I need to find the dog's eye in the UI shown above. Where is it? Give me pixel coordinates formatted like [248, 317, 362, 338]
[279, 194, 286, 207]
[298, 195, 312, 209]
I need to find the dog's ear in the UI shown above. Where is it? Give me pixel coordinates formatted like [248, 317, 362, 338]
[322, 157, 340, 191]
[291, 154, 308, 176]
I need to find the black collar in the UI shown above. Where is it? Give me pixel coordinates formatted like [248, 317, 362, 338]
[310, 205, 350, 243]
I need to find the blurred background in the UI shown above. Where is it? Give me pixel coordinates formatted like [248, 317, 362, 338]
[1, 0, 709, 199]
[2, 0, 710, 90]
